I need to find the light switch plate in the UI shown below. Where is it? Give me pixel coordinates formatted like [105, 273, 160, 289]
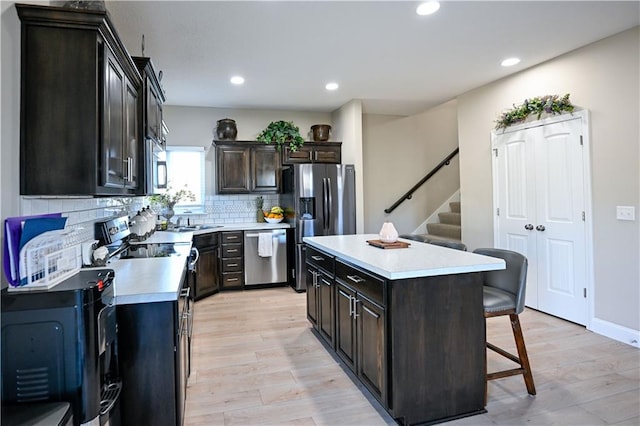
[616, 206, 635, 221]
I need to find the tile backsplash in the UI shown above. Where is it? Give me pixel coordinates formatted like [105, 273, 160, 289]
[20, 193, 282, 243]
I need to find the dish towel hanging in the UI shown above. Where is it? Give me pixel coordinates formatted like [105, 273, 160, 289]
[258, 233, 273, 257]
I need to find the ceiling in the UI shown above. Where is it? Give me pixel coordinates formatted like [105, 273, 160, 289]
[105, 1, 640, 116]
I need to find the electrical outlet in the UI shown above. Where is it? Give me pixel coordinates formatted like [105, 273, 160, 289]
[616, 206, 635, 221]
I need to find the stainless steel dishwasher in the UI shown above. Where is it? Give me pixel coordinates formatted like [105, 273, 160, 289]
[244, 229, 287, 286]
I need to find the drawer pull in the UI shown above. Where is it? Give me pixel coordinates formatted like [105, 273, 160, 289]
[227, 263, 238, 267]
[227, 249, 238, 253]
[320, 278, 331, 286]
[226, 236, 239, 240]
[347, 274, 365, 284]
[311, 255, 324, 261]
[227, 278, 239, 282]
[362, 305, 380, 319]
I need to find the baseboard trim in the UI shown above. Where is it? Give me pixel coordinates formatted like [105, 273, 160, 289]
[589, 317, 640, 348]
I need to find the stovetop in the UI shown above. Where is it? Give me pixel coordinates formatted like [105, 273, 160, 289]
[117, 243, 187, 259]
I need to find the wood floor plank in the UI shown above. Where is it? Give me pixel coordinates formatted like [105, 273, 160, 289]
[186, 287, 640, 426]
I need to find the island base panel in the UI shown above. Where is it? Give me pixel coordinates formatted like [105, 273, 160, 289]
[388, 273, 486, 425]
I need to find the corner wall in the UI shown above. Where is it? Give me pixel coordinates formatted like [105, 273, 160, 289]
[458, 27, 640, 337]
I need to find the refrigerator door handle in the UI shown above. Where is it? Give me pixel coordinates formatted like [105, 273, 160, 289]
[322, 178, 329, 230]
[326, 177, 332, 232]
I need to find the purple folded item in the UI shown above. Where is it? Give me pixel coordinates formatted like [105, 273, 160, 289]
[3, 213, 63, 287]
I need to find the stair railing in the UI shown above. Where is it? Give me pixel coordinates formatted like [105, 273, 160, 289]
[384, 148, 459, 214]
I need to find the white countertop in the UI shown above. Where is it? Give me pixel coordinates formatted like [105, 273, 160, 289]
[107, 222, 289, 305]
[303, 234, 505, 280]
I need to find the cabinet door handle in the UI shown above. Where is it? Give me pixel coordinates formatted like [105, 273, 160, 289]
[339, 290, 352, 316]
[524, 224, 534, 230]
[536, 225, 546, 232]
[347, 274, 365, 284]
[362, 305, 379, 319]
[352, 297, 360, 318]
[311, 255, 324, 261]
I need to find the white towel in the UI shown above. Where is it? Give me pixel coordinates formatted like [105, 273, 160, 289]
[258, 233, 272, 257]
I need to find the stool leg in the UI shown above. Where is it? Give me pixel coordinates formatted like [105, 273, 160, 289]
[510, 313, 536, 396]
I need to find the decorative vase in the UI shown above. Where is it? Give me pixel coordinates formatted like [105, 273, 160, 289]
[164, 202, 176, 224]
[311, 124, 331, 141]
[216, 118, 238, 141]
[379, 221, 398, 243]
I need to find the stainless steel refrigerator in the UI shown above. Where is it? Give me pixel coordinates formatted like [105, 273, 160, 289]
[282, 164, 356, 291]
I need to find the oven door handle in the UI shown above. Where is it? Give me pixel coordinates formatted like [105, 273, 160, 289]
[189, 247, 199, 271]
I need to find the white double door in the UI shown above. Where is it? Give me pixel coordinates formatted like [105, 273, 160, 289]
[492, 115, 589, 325]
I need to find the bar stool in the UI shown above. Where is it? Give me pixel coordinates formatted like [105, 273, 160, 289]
[473, 248, 536, 402]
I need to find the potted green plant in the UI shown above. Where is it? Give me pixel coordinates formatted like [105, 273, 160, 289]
[256, 120, 305, 152]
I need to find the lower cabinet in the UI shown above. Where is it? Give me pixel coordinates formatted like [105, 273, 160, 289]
[306, 248, 387, 406]
[219, 231, 244, 290]
[117, 270, 190, 426]
[334, 262, 387, 405]
[192, 233, 219, 300]
[306, 247, 336, 347]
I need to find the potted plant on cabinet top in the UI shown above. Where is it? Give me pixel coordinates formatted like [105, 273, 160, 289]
[256, 120, 305, 152]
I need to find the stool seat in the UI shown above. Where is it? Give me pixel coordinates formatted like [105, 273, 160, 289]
[483, 286, 516, 313]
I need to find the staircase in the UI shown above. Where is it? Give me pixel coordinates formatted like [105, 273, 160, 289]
[400, 201, 462, 246]
[426, 201, 461, 241]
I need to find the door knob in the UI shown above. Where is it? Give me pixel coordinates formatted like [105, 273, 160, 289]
[524, 224, 534, 230]
[536, 225, 546, 231]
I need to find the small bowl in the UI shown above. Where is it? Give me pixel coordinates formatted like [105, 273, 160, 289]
[264, 217, 283, 224]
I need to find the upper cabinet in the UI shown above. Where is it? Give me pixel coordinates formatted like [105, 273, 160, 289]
[132, 57, 165, 148]
[215, 142, 280, 194]
[17, 4, 142, 196]
[281, 142, 342, 165]
[132, 56, 166, 195]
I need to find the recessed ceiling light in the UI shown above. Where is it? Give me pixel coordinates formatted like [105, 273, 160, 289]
[325, 82, 339, 91]
[230, 76, 245, 85]
[416, 1, 440, 16]
[501, 57, 521, 67]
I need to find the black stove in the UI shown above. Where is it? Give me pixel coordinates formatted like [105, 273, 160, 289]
[118, 243, 187, 259]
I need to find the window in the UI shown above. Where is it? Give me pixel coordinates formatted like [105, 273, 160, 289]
[166, 146, 205, 213]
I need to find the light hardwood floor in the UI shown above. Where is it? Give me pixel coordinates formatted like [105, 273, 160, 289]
[186, 286, 639, 426]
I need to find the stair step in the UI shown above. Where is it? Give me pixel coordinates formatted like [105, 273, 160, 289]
[438, 212, 461, 226]
[427, 223, 461, 240]
[449, 201, 460, 213]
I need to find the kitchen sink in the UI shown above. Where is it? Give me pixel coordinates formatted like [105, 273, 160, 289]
[171, 224, 223, 232]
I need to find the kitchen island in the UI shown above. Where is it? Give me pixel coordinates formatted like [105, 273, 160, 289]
[303, 234, 505, 425]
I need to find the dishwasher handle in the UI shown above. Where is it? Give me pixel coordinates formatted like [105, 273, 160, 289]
[245, 231, 285, 238]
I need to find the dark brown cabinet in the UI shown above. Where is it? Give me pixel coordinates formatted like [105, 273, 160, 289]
[215, 142, 280, 194]
[133, 57, 165, 145]
[306, 247, 336, 348]
[334, 260, 387, 405]
[192, 233, 219, 300]
[305, 241, 487, 425]
[219, 231, 244, 290]
[17, 4, 142, 196]
[117, 270, 191, 426]
[133, 56, 166, 195]
[282, 142, 342, 165]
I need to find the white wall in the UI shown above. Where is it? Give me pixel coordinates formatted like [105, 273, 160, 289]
[458, 27, 640, 335]
[362, 100, 460, 234]
[332, 100, 364, 233]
